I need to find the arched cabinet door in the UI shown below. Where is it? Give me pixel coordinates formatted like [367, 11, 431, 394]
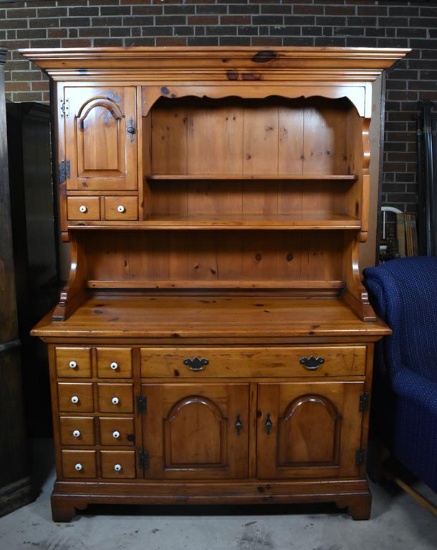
[141, 383, 249, 479]
[62, 86, 137, 191]
[257, 381, 365, 479]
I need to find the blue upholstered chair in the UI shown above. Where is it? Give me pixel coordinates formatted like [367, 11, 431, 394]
[363, 256, 437, 497]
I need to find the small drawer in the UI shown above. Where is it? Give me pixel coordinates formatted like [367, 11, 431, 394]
[100, 450, 136, 479]
[61, 450, 97, 479]
[58, 383, 94, 412]
[96, 347, 133, 378]
[55, 347, 92, 378]
[99, 417, 135, 446]
[60, 416, 95, 446]
[140, 346, 367, 378]
[97, 384, 133, 413]
[67, 196, 100, 220]
[104, 196, 138, 221]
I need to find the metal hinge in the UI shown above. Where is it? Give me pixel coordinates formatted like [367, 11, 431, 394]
[59, 160, 70, 184]
[355, 448, 366, 466]
[139, 450, 149, 470]
[359, 391, 370, 412]
[60, 98, 69, 117]
[137, 394, 147, 414]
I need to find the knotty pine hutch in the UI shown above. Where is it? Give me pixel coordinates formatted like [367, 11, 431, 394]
[22, 47, 407, 521]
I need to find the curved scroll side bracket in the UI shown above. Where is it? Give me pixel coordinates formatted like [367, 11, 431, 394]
[362, 118, 371, 172]
[342, 236, 376, 321]
[52, 235, 87, 321]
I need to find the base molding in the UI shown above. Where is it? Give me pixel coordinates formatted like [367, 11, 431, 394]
[50, 478, 372, 522]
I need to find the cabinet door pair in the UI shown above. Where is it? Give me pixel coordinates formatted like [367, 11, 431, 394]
[141, 381, 364, 480]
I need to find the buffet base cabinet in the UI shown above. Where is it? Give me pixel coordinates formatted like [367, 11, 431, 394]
[34, 293, 387, 522]
[23, 46, 407, 521]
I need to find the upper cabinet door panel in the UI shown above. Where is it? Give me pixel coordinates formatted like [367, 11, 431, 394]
[64, 86, 137, 191]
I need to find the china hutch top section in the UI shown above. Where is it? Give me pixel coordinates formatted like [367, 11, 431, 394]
[21, 47, 408, 326]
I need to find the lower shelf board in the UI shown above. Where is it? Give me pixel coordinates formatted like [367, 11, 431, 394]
[50, 478, 372, 522]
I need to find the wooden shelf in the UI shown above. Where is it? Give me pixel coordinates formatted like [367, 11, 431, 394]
[68, 214, 361, 230]
[147, 174, 359, 182]
[86, 280, 346, 291]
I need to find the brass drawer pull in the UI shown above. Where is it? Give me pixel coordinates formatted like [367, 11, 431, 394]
[183, 357, 209, 371]
[300, 356, 325, 371]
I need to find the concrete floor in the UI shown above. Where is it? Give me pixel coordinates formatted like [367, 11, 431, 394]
[1, 440, 437, 550]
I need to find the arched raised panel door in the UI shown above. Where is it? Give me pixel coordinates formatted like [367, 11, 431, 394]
[141, 383, 249, 479]
[63, 86, 137, 191]
[257, 382, 364, 479]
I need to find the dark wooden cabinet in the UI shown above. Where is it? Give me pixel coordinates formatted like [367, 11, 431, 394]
[21, 47, 408, 521]
[0, 49, 33, 517]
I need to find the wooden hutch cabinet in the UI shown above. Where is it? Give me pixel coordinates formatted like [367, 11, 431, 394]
[21, 47, 407, 522]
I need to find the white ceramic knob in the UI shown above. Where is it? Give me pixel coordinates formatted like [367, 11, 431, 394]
[71, 395, 79, 404]
[79, 205, 87, 213]
[117, 205, 126, 213]
[72, 430, 81, 438]
[112, 430, 120, 439]
[111, 397, 119, 405]
[69, 360, 77, 369]
[75, 463, 83, 471]
[110, 362, 118, 371]
[114, 464, 122, 472]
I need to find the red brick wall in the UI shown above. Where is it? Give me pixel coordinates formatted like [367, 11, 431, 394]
[2, 0, 437, 215]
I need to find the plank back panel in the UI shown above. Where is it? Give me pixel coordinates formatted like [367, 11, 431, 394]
[148, 97, 353, 178]
[82, 230, 345, 288]
[151, 103, 188, 174]
[187, 103, 243, 175]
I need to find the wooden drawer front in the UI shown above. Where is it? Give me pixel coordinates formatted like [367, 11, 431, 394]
[55, 347, 92, 378]
[96, 347, 133, 378]
[60, 416, 95, 446]
[101, 450, 136, 479]
[99, 417, 135, 446]
[104, 196, 138, 220]
[97, 384, 134, 413]
[67, 196, 100, 220]
[140, 346, 367, 378]
[58, 383, 94, 412]
[61, 450, 97, 479]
